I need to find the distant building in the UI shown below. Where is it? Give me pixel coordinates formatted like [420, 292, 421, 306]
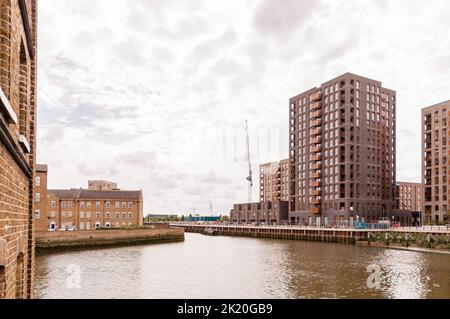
[230, 202, 289, 224]
[396, 182, 422, 212]
[260, 159, 290, 202]
[35, 164, 49, 233]
[35, 165, 144, 232]
[422, 100, 450, 224]
[184, 216, 221, 222]
[88, 180, 118, 191]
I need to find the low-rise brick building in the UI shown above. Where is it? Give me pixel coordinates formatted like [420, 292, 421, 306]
[35, 165, 144, 232]
[230, 202, 289, 225]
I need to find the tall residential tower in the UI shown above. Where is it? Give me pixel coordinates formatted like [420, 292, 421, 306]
[289, 73, 396, 226]
[422, 100, 450, 224]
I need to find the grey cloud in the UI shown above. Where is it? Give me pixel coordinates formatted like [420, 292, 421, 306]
[66, 103, 139, 128]
[186, 28, 238, 66]
[253, 0, 318, 40]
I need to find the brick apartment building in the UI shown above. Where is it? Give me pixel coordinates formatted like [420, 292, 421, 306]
[35, 166, 144, 232]
[0, 0, 37, 299]
[422, 100, 450, 224]
[230, 202, 289, 224]
[289, 73, 397, 226]
[396, 182, 422, 212]
[260, 159, 290, 202]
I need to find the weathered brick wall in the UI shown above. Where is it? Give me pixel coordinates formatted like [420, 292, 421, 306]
[0, 142, 30, 298]
[0, 0, 37, 299]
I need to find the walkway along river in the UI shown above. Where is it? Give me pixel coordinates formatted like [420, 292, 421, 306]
[35, 233, 450, 299]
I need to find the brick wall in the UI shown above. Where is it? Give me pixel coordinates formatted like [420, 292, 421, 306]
[0, 0, 37, 299]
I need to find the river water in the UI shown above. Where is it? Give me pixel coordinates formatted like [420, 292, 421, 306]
[35, 233, 450, 299]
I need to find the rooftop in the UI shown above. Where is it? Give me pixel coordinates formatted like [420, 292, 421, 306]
[48, 188, 142, 200]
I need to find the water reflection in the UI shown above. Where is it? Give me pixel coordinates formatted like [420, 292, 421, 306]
[35, 233, 450, 299]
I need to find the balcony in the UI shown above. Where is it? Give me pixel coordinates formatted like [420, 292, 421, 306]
[311, 207, 321, 214]
[310, 155, 321, 162]
[311, 190, 321, 196]
[311, 91, 321, 102]
[310, 128, 321, 136]
[310, 101, 321, 110]
[311, 163, 321, 170]
[311, 172, 321, 179]
[311, 199, 321, 205]
[311, 146, 321, 153]
[311, 110, 321, 119]
[310, 137, 321, 145]
[311, 119, 322, 127]
[311, 181, 321, 187]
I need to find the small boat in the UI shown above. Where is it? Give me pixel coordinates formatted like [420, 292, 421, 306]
[201, 228, 219, 236]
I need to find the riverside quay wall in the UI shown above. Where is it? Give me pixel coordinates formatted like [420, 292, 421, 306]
[173, 224, 450, 248]
[35, 228, 184, 250]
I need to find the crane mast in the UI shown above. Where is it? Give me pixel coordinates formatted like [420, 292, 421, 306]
[245, 120, 253, 203]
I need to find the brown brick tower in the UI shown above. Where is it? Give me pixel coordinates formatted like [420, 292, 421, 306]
[289, 73, 396, 226]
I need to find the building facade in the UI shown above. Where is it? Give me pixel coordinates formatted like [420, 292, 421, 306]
[422, 100, 450, 224]
[396, 182, 422, 212]
[260, 159, 289, 202]
[289, 73, 396, 226]
[230, 202, 289, 225]
[34, 165, 144, 232]
[36, 188, 144, 232]
[88, 180, 118, 191]
[34, 164, 48, 233]
[0, 0, 37, 299]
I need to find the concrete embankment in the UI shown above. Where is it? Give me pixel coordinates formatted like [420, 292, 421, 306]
[36, 228, 185, 251]
[174, 224, 450, 252]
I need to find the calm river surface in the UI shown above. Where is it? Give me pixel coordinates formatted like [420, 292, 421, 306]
[35, 233, 450, 299]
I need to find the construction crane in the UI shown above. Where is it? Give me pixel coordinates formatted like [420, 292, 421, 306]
[245, 120, 253, 203]
[208, 199, 213, 216]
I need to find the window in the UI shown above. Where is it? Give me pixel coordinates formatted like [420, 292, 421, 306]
[96, 201, 100, 209]
[128, 213, 132, 219]
[86, 201, 91, 208]
[115, 212, 120, 219]
[106, 212, 110, 219]
[34, 210, 40, 219]
[35, 176, 40, 187]
[61, 201, 66, 208]
[80, 222, 85, 230]
[61, 212, 66, 219]
[86, 212, 92, 219]
[35, 193, 41, 203]
[68, 211, 73, 218]
[122, 212, 126, 219]
[80, 201, 85, 208]
[50, 211, 56, 218]
[115, 202, 120, 209]
[128, 202, 133, 209]
[105, 201, 110, 208]
[80, 211, 84, 219]
[122, 202, 126, 209]
[51, 201, 56, 208]
[68, 201, 73, 208]
[96, 212, 101, 219]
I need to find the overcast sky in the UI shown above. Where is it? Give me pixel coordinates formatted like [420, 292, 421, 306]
[37, 0, 450, 215]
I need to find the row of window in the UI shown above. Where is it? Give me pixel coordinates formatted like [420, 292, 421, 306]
[35, 211, 134, 220]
